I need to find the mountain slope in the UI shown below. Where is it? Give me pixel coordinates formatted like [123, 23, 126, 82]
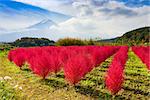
[116, 27, 149, 43]
[0, 0, 71, 29]
[27, 19, 57, 30]
[100, 27, 150, 44]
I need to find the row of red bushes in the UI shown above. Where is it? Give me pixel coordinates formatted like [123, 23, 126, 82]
[105, 46, 129, 94]
[132, 46, 150, 70]
[8, 46, 119, 80]
[7, 46, 149, 94]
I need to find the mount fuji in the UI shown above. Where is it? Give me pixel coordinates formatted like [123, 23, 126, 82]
[0, 0, 71, 30]
[27, 19, 57, 30]
[0, 0, 72, 42]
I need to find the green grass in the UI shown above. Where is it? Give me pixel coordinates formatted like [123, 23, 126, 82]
[0, 50, 149, 100]
[0, 81, 21, 100]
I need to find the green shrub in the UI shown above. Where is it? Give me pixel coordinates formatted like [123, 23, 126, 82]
[85, 39, 95, 45]
[56, 38, 98, 46]
[56, 38, 87, 46]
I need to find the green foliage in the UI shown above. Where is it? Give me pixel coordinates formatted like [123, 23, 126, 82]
[12, 37, 55, 47]
[56, 38, 96, 46]
[85, 39, 95, 45]
[115, 26, 150, 45]
[98, 27, 150, 46]
[0, 81, 18, 100]
[0, 43, 14, 51]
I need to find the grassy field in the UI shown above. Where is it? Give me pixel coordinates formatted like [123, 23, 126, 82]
[0, 49, 149, 100]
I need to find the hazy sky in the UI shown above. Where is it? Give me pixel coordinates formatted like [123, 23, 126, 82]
[0, 0, 149, 41]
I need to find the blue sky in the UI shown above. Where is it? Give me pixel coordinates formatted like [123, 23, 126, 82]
[7, 0, 150, 7]
[0, 0, 149, 41]
[8, 0, 149, 15]
[116, 0, 150, 7]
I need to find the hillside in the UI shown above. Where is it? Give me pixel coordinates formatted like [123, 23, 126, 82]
[100, 27, 150, 44]
[11, 37, 55, 47]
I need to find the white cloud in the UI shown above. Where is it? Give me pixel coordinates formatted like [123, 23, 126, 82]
[50, 13, 149, 39]
[47, 0, 150, 39]
[13, 0, 77, 16]
[7, 0, 150, 39]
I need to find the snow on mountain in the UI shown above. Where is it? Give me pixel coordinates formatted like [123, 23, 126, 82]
[27, 19, 57, 30]
[0, 0, 71, 30]
[0, 19, 58, 35]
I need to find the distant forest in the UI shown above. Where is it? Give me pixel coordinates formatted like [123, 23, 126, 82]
[11, 37, 55, 47]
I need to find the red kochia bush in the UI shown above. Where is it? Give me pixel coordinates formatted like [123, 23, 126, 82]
[91, 46, 120, 67]
[48, 50, 62, 74]
[8, 49, 16, 62]
[132, 46, 150, 70]
[28, 48, 63, 79]
[13, 53, 26, 68]
[64, 53, 93, 85]
[105, 46, 129, 94]
[29, 51, 52, 79]
[8, 48, 27, 68]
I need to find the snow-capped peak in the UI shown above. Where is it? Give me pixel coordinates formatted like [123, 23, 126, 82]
[27, 19, 57, 30]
